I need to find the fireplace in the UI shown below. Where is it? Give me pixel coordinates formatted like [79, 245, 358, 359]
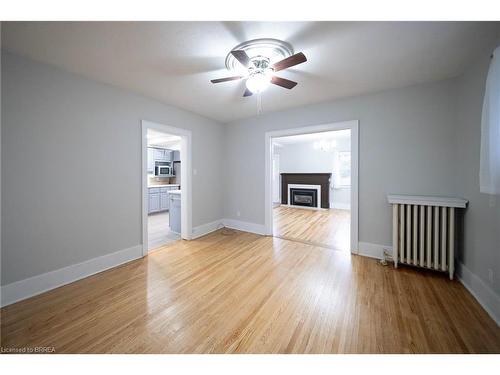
[281, 173, 331, 209]
[287, 184, 322, 208]
[290, 188, 317, 207]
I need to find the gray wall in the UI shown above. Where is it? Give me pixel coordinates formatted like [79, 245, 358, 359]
[224, 79, 459, 247]
[456, 53, 500, 294]
[1, 52, 225, 285]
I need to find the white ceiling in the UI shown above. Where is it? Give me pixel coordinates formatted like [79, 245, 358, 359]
[3, 21, 500, 123]
[147, 128, 181, 149]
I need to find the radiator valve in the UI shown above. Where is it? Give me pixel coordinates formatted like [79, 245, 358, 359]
[380, 249, 393, 266]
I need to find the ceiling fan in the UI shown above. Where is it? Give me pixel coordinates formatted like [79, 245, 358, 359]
[210, 49, 307, 97]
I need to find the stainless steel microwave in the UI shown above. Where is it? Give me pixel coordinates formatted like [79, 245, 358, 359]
[155, 164, 172, 177]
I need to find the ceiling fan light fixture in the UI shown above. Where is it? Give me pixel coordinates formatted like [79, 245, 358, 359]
[211, 38, 306, 98]
[246, 70, 272, 94]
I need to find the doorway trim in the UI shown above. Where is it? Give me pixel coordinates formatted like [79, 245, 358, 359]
[141, 120, 193, 256]
[264, 120, 359, 254]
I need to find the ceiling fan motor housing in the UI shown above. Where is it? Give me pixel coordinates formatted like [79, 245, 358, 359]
[225, 38, 294, 71]
[248, 56, 273, 75]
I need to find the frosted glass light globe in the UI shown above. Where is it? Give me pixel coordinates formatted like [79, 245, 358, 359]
[246, 71, 272, 93]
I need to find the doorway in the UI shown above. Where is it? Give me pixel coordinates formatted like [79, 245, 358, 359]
[265, 121, 359, 254]
[141, 120, 192, 256]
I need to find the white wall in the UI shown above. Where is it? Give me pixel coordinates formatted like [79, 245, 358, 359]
[224, 79, 458, 247]
[1, 52, 225, 285]
[275, 139, 351, 209]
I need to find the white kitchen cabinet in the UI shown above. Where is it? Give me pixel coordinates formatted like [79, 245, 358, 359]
[147, 148, 155, 174]
[164, 149, 173, 161]
[172, 150, 181, 162]
[169, 190, 181, 233]
[148, 186, 179, 214]
[160, 189, 169, 211]
[153, 148, 163, 161]
[152, 148, 173, 163]
[149, 192, 160, 213]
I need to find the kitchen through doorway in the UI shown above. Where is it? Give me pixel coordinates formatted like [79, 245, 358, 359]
[141, 120, 192, 255]
[146, 128, 181, 250]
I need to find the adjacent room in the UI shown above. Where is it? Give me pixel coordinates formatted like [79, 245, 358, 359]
[146, 129, 182, 250]
[1, 20, 500, 356]
[272, 129, 351, 251]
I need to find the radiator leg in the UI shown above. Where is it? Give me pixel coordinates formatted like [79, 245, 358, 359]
[400, 205, 405, 265]
[413, 205, 418, 265]
[426, 206, 432, 268]
[419, 206, 425, 267]
[449, 207, 455, 280]
[406, 205, 411, 265]
[393, 204, 398, 268]
[434, 207, 440, 270]
[441, 207, 447, 272]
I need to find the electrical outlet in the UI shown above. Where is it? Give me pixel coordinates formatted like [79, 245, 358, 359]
[236, 211, 241, 217]
[488, 269, 494, 284]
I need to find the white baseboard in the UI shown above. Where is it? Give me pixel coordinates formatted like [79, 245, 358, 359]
[330, 202, 351, 210]
[191, 219, 224, 239]
[358, 242, 392, 260]
[456, 261, 499, 326]
[1, 244, 143, 307]
[191, 218, 266, 238]
[222, 218, 267, 235]
[279, 204, 325, 211]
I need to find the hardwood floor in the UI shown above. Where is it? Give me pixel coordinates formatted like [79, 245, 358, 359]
[273, 205, 350, 251]
[148, 211, 180, 250]
[1, 229, 499, 353]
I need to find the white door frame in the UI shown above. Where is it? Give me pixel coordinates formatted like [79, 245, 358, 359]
[264, 120, 359, 254]
[272, 153, 281, 204]
[141, 120, 193, 256]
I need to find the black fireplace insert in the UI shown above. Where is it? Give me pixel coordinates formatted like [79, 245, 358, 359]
[290, 188, 317, 207]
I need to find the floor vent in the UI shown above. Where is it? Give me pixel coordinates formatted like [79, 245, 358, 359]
[387, 195, 468, 279]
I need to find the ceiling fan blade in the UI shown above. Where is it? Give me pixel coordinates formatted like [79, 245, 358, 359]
[271, 76, 298, 89]
[272, 52, 307, 72]
[210, 76, 243, 84]
[243, 88, 253, 97]
[231, 50, 251, 67]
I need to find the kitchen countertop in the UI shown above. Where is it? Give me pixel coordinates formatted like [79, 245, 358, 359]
[147, 184, 180, 188]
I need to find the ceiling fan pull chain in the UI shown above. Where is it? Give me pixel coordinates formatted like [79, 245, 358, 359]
[257, 93, 263, 115]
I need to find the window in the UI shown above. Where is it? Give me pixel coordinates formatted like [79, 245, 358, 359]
[333, 151, 351, 188]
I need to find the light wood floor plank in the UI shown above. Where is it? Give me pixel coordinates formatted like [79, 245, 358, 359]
[273, 206, 350, 251]
[1, 229, 499, 353]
